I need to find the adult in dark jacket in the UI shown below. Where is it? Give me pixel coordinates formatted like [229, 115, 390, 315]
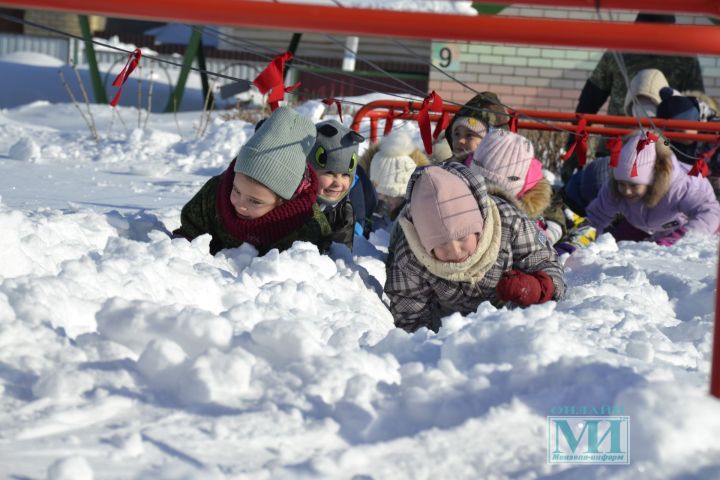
[562, 13, 705, 182]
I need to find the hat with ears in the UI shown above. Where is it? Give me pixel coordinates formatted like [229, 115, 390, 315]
[410, 166, 485, 254]
[656, 87, 700, 122]
[623, 69, 669, 116]
[308, 119, 365, 176]
[235, 106, 317, 200]
[613, 133, 657, 185]
[470, 129, 535, 198]
[370, 131, 428, 197]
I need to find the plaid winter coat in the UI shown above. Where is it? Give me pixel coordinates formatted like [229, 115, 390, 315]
[385, 163, 565, 333]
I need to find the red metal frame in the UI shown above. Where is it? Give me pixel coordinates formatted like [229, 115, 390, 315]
[475, 0, 720, 17]
[1, 0, 720, 55]
[714, 258, 720, 398]
[351, 99, 720, 144]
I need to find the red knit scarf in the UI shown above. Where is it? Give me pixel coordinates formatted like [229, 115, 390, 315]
[216, 159, 318, 250]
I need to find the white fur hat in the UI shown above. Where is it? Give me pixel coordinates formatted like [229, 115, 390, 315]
[370, 132, 421, 197]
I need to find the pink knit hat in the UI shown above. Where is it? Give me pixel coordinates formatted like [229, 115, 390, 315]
[470, 130, 535, 197]
[613, 133, 656, 185]
[410, 167, 485, 253]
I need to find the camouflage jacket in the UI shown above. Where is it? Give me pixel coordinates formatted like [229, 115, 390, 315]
[384, 164, 566, 333]
[589, 52, 704, 116]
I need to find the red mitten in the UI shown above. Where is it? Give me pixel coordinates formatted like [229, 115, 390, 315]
[495, 270, 555, 306]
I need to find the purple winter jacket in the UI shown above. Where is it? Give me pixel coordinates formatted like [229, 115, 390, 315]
[586, 157, 720, 238]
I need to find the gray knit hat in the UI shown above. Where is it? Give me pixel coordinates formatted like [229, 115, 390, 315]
[234, 106, 317, 200]
[308, 119, 365, 175]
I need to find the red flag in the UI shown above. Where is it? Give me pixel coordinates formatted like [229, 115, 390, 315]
[433, 111, 450, 141]
[322, 98, 343, 123]
[607, 137, 623, 168]
[635, 131, 658, 154]
[418, 91, 443, 154]
[253, 52, 301, 111]
[688, 159, 710, 177]
[508, 111, 518, 133]
[383, 106, 409, 136]
[110, 48, 142, 107]
[562, 118, 588, 167]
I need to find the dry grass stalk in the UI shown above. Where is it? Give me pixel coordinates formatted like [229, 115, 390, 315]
[58, 69, 98, 140]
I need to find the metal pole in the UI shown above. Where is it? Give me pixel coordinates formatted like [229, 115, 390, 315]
[77, 15, 108, 104]
[164, 25, 202, 112]
[5, 0, 720, 56]
[712, 244, 720, 399]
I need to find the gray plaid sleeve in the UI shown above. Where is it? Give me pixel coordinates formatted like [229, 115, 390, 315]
[498, 201, 567, 300]
[384, 238, 438, 333]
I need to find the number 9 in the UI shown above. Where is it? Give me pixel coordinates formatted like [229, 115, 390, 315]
[439, 47, 452, 68]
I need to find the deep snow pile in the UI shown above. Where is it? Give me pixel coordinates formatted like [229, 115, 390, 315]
[0, 93, 719, 478]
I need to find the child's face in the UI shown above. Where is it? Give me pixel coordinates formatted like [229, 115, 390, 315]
[317, 171, 352, 200]
[616, 181, 648, 201]
[452, 125, 486, 156]
[431, 233, 480, 263]
[230, 173, 284, 220]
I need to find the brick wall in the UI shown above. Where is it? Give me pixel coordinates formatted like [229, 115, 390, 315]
[23, 11, 105, 37]
[429, 8, 720, 113]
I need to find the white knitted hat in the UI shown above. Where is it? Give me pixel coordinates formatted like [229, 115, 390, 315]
[370, 131, 421, 197]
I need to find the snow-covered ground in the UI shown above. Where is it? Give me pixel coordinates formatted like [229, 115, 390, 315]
[1, 49, 720, 480]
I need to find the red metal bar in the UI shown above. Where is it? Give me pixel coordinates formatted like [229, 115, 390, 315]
[1, 0, 720, 56]
[351, 101, 720, 143]
[713, 250, 720, 399]
[473, 0, 720, 17]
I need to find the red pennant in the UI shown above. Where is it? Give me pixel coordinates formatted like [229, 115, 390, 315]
[418, 91, 443, 154]
[607, 137, 623, 168]
[508, 111, 518, 133]
[322, 98, 343, 123]
[383, 107, 408, 136]
[630, 160, 639, 177]
[433, 111, 450, 141]
[635, 131, 658, 154]
[562, 118, 588, 167]
[110, 48, 142, 107]
[253, 52, 301, 111]
[688, 159, 710, 177]
[688, 144, 718, 177]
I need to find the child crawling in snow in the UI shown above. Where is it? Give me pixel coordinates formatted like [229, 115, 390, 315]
[585, 131, 720, 245]
[384, 163, 565, 333]
[173, 107, 332, 255]
[469, 129, 567, 247]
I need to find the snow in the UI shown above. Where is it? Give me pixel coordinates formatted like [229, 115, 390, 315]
[0, 50, 719, 480]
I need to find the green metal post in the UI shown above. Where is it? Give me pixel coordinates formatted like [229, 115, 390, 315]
[78, 15, 108, 104]
[196, 38, 213, 108]
[164, 26, 203, 112]
[284, 33, 302, 82]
